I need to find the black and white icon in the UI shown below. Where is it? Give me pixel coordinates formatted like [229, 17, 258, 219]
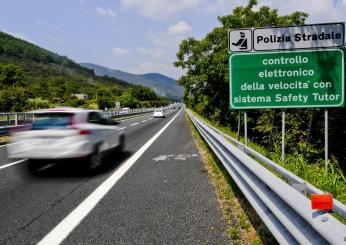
[229, 29, 252, 52]
[232, 32, 248, 49]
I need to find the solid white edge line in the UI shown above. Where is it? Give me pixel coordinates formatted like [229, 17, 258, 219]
[0, 142, 18, 148]
[130, 123, 139, 126]
[0, 159, 26, 170]
[38, 108, 182, 245]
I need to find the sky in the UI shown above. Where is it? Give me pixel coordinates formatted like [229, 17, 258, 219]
[0, 0, 346, 79]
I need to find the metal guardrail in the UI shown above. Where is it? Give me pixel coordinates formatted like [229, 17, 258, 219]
[105, 108, 157, 118]
[187, 110, 346, 244]
[0, 107, 172, 135]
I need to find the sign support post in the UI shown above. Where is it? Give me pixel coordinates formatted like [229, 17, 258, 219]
[244, 111, 248, 146]
[237, 110, 241, 141]
[282, 110, 285, 162]
[325, 109, 329, 173]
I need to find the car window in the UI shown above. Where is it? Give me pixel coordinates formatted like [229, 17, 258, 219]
[88, 112, 105, 125]
[88, 112, 113, 125]
[31, 113, 73, 130]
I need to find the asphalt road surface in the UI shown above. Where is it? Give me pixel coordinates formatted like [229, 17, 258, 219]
[0, 108, 229, 244]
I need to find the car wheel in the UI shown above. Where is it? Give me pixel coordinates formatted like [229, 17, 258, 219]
[118, 135, 125, 153]
[119, 135, 126, 153]
[88, 147, 102, 171]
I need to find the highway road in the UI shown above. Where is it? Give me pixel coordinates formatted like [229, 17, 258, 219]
[0, 108, 230, 244]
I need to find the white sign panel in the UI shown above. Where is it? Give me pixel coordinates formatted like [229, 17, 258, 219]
[229, 29, 252, 52]
[253, 23, 344, 51]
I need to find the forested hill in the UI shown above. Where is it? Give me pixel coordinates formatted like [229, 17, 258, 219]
[80, 63, 183, 101]
[0, 31, 170, 111]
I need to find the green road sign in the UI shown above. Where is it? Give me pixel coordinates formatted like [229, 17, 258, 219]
[229, 48, 344, 109]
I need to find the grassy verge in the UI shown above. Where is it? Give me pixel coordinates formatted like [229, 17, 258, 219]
[188, 109, 346, 223]
[185, 113, 277, 245]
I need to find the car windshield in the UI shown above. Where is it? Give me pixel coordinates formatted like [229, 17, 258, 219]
[155, 109, 162, 112]
[31, 113, 73, 130]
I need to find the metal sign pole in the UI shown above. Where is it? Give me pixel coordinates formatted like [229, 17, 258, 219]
[237, 110, 241, 141]
[244, 111, 248, 146]
[325, 109, 329, 173]
[282, 110, 285, 162]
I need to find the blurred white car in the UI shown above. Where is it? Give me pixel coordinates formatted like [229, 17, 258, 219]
[153, 109, 165, 118]
[7, 108, 125, 171]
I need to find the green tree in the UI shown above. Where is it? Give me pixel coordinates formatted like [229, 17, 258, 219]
[118, 92, 140, 108]
[0, 64, 25, 86]
[0, 87, 28, 112]
[27, 97, 50, 110]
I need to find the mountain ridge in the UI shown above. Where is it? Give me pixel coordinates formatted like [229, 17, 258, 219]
[80, 63, 183, 101]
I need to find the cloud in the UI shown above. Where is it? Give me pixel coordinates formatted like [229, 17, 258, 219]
[55, 37, 66, 44]
[96, 6, 116, 18]
[111, 47, 129, 56]
[121, 0, 201, 20]
[168, 21, 192, 34]
[131, 20, 192, 78]
[255, 0, 346, 23]
[136, 47, 166, 60]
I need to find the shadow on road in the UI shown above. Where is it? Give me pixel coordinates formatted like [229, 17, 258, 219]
[18, 151, 132, 179]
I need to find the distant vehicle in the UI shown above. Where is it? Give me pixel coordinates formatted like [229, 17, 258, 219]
[153, 109, 165, 118]
[7, 108, 125, 172]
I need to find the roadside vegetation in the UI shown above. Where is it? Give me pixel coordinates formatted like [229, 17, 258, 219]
[186, 113, 277, 245]
[0, 31, 170, 112]
[189, 109, 346, 212]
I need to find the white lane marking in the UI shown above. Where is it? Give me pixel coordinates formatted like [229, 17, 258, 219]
[153, 153, 198, 162]
[148, 118, 153, 120]
[130, 123, 139, 126]
[0, 142, 18, 148]
[142, 120, 147, 123]
[38, 108, 182, 245]
[118, 127, 127, 130]
[0, 159, 26, 170]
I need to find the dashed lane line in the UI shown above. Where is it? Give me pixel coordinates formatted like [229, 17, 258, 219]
[0, 159, 27, 170]
[130, 123, 139, 126]
[37, 108, 182, 245]
[0, 142, 18, 148]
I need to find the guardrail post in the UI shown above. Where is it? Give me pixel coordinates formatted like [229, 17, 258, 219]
[6, 115, 10, 126]
[244, 111, 248, 146]
[325, 109, 328, 173]
[14, 114, 18, 126]
[282, 110, 285, 162]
